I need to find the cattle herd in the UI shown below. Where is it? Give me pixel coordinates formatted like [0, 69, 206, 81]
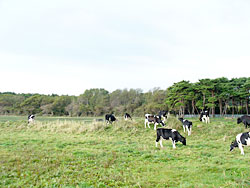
[27, 111, 250, 155]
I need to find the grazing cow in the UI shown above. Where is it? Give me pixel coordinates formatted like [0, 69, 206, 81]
[28, 114, 35, 124]
[237, 115, 250, 128]
[158, 110, 167, 122]
[124, 113, 132, 121]
[199, 110, 210, 123]
[178, 118, 192, 136]
[145, 114, 165, 130]
[105, 114, 117, 124]
[230, 132, 250, 155]
[156, 128, 186, 149]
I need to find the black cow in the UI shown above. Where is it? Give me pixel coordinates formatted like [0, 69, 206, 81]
[158, 110, 167, 122]
[230, 132, 250, 155]
[124, 113, 132, 121]
[105, 114, 117, 124]
[28, 114, 35, 124]
[145, 114, 165, 130]
[199, 110, 210, 123]
[156, 128, 186, 149]
[237, 115, 250, 128]
[178, 118, 192, 136]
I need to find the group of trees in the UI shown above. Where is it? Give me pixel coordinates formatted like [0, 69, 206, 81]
[0, 77, 249, 117]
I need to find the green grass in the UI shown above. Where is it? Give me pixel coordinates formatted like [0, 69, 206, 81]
[0, 116, 250, 187]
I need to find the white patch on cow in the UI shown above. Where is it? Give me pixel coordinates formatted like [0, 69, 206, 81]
[183, 119, 187, 122]
[245, 137, 250, 146]
[171, 129, 176, 132]
[28, 119, 34, 123]
[236, 133, 243, 144]
[202, 115, 210, 124]
[163, 117, 166, 122]
[236, 133, 244, 155]
[183, 125, 186, 132]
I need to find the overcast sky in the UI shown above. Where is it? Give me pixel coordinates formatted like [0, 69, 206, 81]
[0, 0, 249, 95]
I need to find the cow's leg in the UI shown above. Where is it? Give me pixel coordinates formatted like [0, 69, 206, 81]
[148, 122, 151, 128]
[207, 117, 210, 123]
[159, 137, 163, 148]
[183, 125, 185, 132]
[154, 123, 158, 130]
[239, 143, 244, 155]
[156, 134, 160, 147]
[145, 119, 149, 128]
[244, 122, 247, 129]
[189, 127, 192, 136]
[187, 127, 190, 136]
[172, 140, 176, 149]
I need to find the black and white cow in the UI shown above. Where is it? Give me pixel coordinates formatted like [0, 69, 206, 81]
[28, 114, 35, 124]
[145, 114, 165, 130]
[199, 110, 210, 123]
[156, 128, 186, 149]
[105, 114, 117, 124]
[124, 113, 132, 121]
[237, 115, 250, 128]
[230, 132, 250, 155]
[178, 118, 192, 136]
[158, 110, 167, 122]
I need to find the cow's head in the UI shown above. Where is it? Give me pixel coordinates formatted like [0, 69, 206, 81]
[237, 117, 242, 124]
[230, 140, 238, 151]
[178, 135, 186, 145]
[182, 137, 186, 145]
[178, 118, 184, 122]
[199, 112, 203, 121]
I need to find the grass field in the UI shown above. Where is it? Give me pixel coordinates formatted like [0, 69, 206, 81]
[0, 116, 250, 187]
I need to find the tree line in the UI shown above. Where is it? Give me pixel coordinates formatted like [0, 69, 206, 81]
[0, 77, 249, 117]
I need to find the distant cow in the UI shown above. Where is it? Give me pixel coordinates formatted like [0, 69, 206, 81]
[94, 118, 104, 122]
[105, 114, 117, 124]
[156, 128, 186, 149]
[199, 110, 210, 123]
[178, 118, 192, 136]
[230, 132, 250, 155]
[124, 113, 132, 121]
[158, 110, 167, 122]
[237, 115, 250, 128]
[145, 114, 165, 130]
[28, 114, 35, 124]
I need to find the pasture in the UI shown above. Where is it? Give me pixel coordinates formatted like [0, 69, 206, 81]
[0, 116, 250, 187]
